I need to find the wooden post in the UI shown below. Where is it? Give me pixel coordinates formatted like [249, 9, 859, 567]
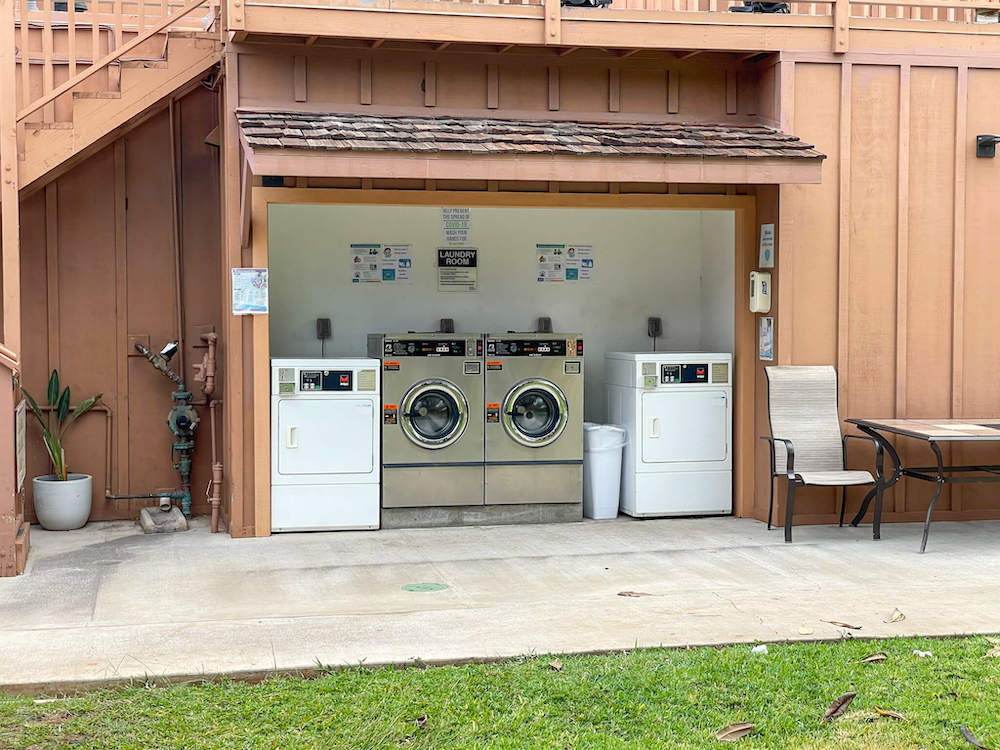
[833, 0, 849, 52]
[544, 0, 560, 46]
[0, 0, 24, 576]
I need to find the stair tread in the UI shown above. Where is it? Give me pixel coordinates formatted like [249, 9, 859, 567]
[72, 91, 122, 99]
[23, 121, 74, 130]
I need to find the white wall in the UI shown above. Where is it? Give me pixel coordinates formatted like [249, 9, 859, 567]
[269, 204, 734, 421]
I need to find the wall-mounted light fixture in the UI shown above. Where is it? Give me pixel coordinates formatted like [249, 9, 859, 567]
[977, 135, 1000, 158]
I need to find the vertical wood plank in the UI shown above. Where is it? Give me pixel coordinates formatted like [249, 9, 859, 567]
[44, 184, 60, 375]
[92, 0, 101, 68]
[608, 68, 620, 113]
[544, 0, 561, 45]
[893, 63, 910, 514]
[114, 139, 129, 496]
[113, 0, 122, 49]
[424, 61, 436, 107]
[487, 63, 499, 109]
[834, 0, 849, 52]
[42, 0, 54, 121]
[19, 0, 28, 110]
[250, 189, 270, 536]
[293, 55, 306, 103]
[548, 65, 559, 111]
[359, 58, 372, 105]
[775, 61, 796, 366]
[667, 70, 679, 114]
[950, 64, 968, 514]
[952, 64, 967, 422]
[836, 62, 851, 411]
[726, 71, 738, 115]
[68, 0, 77, 77]
[221, 50, 247, 535]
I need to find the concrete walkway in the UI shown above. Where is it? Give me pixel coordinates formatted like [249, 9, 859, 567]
[1, 515, 999, 690]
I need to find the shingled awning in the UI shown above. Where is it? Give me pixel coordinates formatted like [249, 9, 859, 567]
[238, 111, 825, 185]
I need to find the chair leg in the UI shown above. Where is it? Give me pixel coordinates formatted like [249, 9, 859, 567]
[767, 475, 775, 530]
[784, 480, 796, 543]
[839, 487, 847, 527]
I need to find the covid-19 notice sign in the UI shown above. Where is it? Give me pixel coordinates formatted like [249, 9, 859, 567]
[437, 248, 478, 292]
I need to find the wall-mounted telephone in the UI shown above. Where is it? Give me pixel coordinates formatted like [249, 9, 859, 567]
[750, 271, 771, 314]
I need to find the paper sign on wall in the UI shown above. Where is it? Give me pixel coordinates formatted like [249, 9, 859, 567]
[380, 244, 412, 284]
[536, 244, 594, 282]
[350, 244, 382, 283]
[759, 316, 774, 361]
[231, 268, 269, 314]
[442, 208, 471, 245]
[437, 248, 478, 292]
[759, 224, 775, 268]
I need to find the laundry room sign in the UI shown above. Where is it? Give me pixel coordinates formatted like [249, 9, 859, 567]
[536, 244, 594, 282]
[437, 248, 478, 292]
[349, 243, 412, 284]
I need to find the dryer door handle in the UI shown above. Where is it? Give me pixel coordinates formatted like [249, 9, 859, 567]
[286, 426, 299, 449]
[649, 417, 661, 439]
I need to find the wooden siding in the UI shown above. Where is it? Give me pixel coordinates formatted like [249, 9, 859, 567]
[18, 85, 222, 523]
[768, 55, 1000, 526]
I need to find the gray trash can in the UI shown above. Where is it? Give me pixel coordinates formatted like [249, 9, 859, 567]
[583, 422, 627, 519]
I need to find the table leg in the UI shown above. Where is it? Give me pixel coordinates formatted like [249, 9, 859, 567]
[920, 442, 946, 554]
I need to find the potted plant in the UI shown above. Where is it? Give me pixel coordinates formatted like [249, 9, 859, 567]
[23, 370, 102, 530]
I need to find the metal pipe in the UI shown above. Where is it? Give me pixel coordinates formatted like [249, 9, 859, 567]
[209, 398, 222, 532]
[168, 97, 186, 382]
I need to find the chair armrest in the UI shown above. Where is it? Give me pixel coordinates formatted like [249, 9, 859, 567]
[760, 436, 795, 476]
[842, 433, 883, 470]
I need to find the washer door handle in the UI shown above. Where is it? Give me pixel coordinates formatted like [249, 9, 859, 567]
[649, 417, 661, 439]
[286, 426, 299, 449]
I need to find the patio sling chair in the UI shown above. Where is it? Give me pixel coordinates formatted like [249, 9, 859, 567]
[762, 366, 881, 542]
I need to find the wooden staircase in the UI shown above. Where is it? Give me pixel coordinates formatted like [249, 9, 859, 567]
[14, 0, 221, 191]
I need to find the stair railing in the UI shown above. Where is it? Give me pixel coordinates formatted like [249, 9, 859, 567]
[15, 0, 215, 125]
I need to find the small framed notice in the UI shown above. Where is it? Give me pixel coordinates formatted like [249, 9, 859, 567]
[231, 268, 268, 315]
[759, 224, 775, 268]
[759, 316, 774, 361]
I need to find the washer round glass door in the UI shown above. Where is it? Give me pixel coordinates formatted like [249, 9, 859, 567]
[400, 379, 469, 449]
[502, 379, 569, 448]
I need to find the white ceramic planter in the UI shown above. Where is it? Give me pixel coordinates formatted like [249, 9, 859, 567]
[32, 473, 92, 531]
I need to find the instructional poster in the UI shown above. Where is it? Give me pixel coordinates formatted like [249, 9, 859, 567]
[350, 243, 382, 283]
[759, 224, 775, 268]
[380, 244, 412, 284]
[231, 267, 269, 314]
[442, 208, 472, 245]
[536, 243, 594, 282]
[759, 316, 774, 361]
[437, 248, 478, 292]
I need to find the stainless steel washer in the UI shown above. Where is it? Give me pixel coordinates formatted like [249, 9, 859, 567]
[484, 333, 584, 506]
[368, 333, 484, 508]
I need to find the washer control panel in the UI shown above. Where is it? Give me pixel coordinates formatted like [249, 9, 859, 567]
[382, 338, 480, 357]
[487, 337, 582, 357]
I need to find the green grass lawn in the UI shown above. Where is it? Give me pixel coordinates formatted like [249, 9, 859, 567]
[2, 636, 999, 749]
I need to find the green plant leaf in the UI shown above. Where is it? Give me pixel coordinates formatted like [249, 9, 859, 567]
[21, 389, 48, 432]
[62, 394, 102, 436]
[47, 370, 59, 409]
[56, 386, 71, 425]
[42, 431, 62, 479]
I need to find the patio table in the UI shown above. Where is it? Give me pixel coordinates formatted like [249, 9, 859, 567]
[845, 418, 1000, 553]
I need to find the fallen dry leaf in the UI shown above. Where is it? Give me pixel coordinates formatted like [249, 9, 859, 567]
[715, 722, 755, 742]
[798, 626, 814, 635]
[985, 637, 1000, 645]
[413, 713, 428, 729]
[823, 620, 862, 630]
[617, 591, 656, 598]
[884, 608, 906, 624]
[874, 706, 906, 720]
[822, 692, 857, 721]
[985, 645, 1000, 659]
[860, 652, 888, 664]
[961, 725, 993, 750]
[548, 659, 563, 672]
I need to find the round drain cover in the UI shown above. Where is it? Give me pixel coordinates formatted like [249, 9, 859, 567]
[402, 582, 448, 592]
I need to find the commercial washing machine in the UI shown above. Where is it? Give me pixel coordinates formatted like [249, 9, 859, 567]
[484, 333, 584, 506]
[605, 351, 732, 517]
[368, 333, 485, 508]
[270, 358, 381, 532]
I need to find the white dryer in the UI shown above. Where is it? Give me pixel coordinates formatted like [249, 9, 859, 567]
[271, 358, 381, 531]
[606, 352, 732, 517]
